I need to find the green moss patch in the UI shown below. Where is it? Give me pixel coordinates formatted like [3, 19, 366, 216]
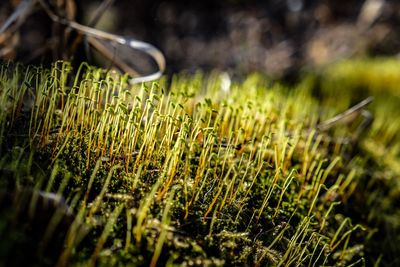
[0, 59, 399, 266]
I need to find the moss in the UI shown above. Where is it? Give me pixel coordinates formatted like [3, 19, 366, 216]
[0, 59, 399, 266]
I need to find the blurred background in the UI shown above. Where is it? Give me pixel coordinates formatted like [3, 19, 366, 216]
[0, 0, 399, 80]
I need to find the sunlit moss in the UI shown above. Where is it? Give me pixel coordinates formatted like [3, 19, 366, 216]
[0, 59, 399, 266]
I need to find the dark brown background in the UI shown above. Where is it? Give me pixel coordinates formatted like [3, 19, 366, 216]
[1, 0, 399, 79]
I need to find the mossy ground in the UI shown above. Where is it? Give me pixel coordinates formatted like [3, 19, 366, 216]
[0, 59, 399, 266]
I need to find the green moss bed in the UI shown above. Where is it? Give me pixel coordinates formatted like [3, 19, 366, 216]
[0, 59, 399, 266]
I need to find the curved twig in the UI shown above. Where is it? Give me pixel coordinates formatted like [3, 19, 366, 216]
[1, 0, 166, 84]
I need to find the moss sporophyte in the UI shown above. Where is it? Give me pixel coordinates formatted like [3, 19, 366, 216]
[0, 59, 399, 266]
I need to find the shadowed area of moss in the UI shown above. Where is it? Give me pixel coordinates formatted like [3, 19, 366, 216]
[0, 59, 399, 266]
[309, 58, 400, 266]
